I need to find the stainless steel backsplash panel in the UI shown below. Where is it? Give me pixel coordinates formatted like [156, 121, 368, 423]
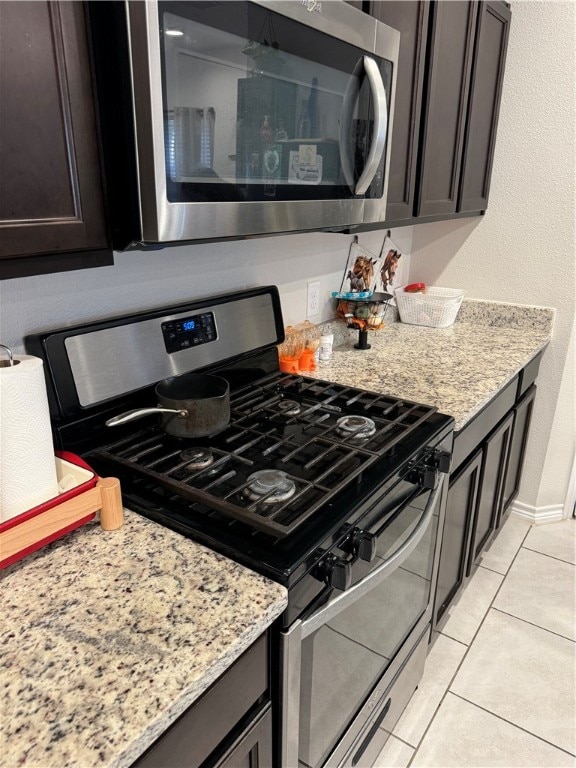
[64, 292, 279, 407]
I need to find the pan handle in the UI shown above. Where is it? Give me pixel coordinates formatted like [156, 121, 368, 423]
[106, 407, 188, 427]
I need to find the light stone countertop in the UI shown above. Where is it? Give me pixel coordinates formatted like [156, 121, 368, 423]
[0, 511, 287, 768]
[313, 299, 554, 431]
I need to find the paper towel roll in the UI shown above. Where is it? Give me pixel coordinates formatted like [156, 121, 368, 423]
[0, 355, 58, 522]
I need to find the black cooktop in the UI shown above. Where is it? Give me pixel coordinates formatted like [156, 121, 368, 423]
[85, 367, 454, 586]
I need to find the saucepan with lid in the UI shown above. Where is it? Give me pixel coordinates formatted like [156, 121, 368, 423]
[106, 372, 230, 438]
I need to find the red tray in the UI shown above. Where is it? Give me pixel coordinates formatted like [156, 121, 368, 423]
[0, 451, 99, 569]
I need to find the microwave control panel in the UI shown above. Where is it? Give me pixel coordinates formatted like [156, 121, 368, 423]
[161, 312, 217, 354]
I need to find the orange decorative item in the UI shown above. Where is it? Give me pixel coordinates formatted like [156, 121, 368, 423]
[278, 326, 304, 373]
[277, 321, 320, 373]
[404, 282, 426, 293]
[295, 320, 320, 372]
[298, 349, 316, 372]
[279, 356, 300, 373]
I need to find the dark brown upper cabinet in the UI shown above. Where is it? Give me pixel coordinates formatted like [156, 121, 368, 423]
[361, 0, 511, 225]
[417, 1, 478, 217]
[0, 1, 111, 279]
[367, 2, 430, 221]
[458, 0, 511, 212]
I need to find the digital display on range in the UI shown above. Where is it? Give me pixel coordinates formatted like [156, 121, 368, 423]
[161, 312, 217, 353]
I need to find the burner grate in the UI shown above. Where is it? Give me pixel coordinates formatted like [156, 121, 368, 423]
[92, 374, 436, 537]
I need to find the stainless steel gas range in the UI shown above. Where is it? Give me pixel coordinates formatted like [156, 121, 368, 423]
[27, 287, 453, 768]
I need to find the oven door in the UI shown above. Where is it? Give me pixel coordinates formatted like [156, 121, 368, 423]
[280, 473, 446, 768]
[124, 0, 399, 242]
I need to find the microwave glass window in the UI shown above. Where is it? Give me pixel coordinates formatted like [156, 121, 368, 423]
[158, 1, 392, 203]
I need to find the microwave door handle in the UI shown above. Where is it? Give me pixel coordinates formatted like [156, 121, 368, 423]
[299, 475, 445, 640]
[338, 60, 363, 191]
[354, 56, 388, 196]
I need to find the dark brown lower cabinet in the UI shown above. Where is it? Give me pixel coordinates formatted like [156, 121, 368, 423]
[434, 358, 541, 628]
[435, 450, 482, 624]
[132, 633, 271, 768]
[500, 385, 537, 522]
[467, 411, 514, 575]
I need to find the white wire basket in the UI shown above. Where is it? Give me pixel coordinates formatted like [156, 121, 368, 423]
[395, 287, 465, 328]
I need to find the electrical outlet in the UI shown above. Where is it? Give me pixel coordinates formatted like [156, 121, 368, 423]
[307, 281, 321, 318]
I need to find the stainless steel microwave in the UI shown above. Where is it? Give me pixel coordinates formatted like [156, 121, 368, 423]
[88, 1, 400, 249]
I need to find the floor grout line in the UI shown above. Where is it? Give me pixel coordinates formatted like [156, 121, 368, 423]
[436, 630, 469, 648]
[521, 543, 576, 567]
[404, 522, 533, 768]
[476, 562, 507, 576]
[385, 732, 417, 751]
[490, 606, 576, 644]
[449, 691, 576, 758]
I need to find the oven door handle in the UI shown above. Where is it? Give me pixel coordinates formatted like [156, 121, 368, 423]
[300, 475, 445, 639]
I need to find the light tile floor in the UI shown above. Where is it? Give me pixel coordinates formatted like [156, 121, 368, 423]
[373, 515, 576, 768]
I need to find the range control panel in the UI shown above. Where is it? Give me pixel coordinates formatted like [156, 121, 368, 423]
[161, 312, 217, 354]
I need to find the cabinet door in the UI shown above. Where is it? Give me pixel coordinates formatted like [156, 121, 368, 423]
[435, 450, 482, 625]
[368, 1, 430, 220]
[458, 1, 511, 212]
[416, 1, 478, 217]
[468, 412, 514, 573]
[500, 385, 537, 521]
[214, 706, 272, 768]
[0, 2, 108, 262]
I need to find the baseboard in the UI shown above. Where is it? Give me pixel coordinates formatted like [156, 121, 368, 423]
[510, 500, 564, 525]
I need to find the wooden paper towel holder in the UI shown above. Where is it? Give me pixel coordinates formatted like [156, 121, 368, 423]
[0, 453, 123, 570]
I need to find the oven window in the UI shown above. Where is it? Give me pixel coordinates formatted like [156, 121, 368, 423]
[158, 1, 391, 203]
[298, 489, 437, 768]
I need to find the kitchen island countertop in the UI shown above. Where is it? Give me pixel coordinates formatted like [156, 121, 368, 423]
[0, 511, 287, 768]
[313, 299, 554, 431]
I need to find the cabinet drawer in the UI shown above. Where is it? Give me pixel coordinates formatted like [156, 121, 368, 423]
[133, 633, 268, 768]
[452, 376, 517, 472]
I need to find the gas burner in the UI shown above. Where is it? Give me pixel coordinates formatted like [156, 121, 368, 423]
[180, 448, 215, 470]
[244, 469, 297, 504]
[335, 415, 377, 440]
[277, 399, 301, 417]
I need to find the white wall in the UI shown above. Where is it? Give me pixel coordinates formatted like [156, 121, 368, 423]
[407, 0, 576, 512]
